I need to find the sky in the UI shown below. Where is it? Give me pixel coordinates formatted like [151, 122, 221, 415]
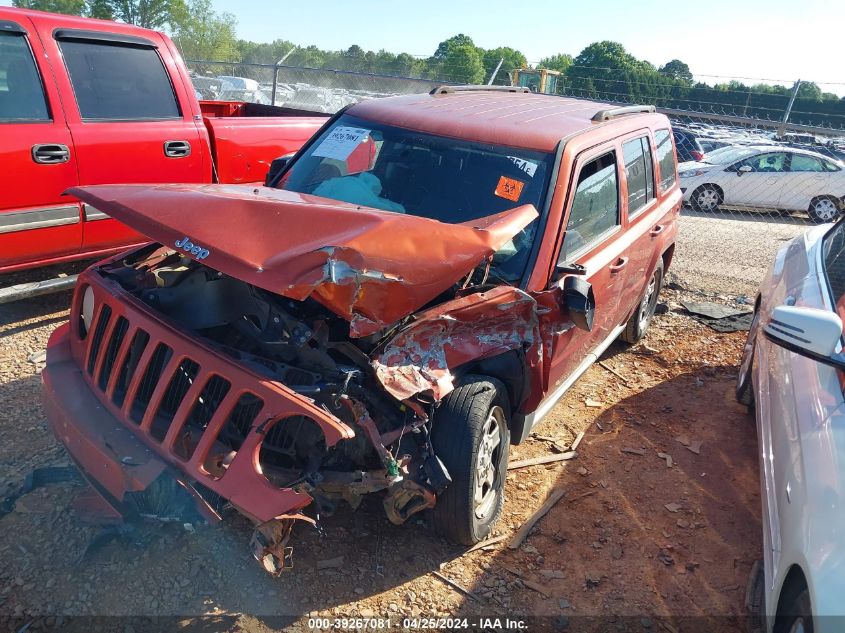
[211, 0, 844, 92]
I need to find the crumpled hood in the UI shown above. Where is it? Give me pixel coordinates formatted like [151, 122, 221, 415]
[69, 184, 538, 337]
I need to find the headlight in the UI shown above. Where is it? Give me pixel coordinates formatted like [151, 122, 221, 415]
[680, 169, 708, 178]
[79, 285, 95, 338]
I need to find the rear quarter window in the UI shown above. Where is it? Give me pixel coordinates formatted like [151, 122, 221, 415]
[0, 32, 49, 122]
[654, 129, 677, 191]
[59, 39, 180, 121]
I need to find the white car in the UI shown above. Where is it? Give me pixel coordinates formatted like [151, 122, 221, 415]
[679, 145, 845, 223]
[737, 218, 845, 632]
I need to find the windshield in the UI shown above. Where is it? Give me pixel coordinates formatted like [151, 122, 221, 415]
[277, 114, 554, 282]
[703, 146, 757, 165]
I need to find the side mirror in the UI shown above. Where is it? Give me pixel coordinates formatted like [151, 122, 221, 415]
[763, 305, 845, 367]
[264, 153, 295, 187]
[738, 165, 752, 175]
[561, 276, 595, 332]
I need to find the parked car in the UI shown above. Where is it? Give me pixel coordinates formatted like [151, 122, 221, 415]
[0, 7, 328, 274]
[737, 217, 845, 633]
[679, 145, 845, 222]
[672, 127, 705, 163]
[216, 75, 272, 105]
[41, 87, 679, 573]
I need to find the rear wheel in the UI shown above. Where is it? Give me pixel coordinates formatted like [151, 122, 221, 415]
[808, 196, 840, 224]
[690, 184, 723, 212]
[430, 376, 510, 545]
[621, 260, 663, 344]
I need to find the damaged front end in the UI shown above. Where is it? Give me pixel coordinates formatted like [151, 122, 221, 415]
[42, 185, 541, 574]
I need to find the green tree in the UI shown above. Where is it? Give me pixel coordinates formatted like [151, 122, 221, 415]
[439, 43, 484, 83]
[86, 0, 113, 18]
[482, 46, 527, 85]
[171, 0, 237, 62]
[106, 0, 185, 29]
[797, 81, 823, 101]
[537, 53, 573, 73]
[658, 59, 693, 84]
[432, 34, 476, 61]
[13, 0, 86, 14]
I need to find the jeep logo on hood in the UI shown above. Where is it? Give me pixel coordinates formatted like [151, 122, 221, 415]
[175, 236, 210, 260]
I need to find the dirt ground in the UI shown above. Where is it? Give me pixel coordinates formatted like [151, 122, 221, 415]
[0, 262, 761, 633]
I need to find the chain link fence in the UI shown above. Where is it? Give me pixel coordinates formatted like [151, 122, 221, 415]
[185, 58, 845, 299]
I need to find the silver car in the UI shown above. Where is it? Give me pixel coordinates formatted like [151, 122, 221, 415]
[738, 218, 845, 633]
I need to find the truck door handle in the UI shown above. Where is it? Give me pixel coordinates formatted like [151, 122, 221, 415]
[164, 140, 191, 158]
[649, 224, 665, 236]
[32, 144, 70, 164]
[609, 257, 628, 273]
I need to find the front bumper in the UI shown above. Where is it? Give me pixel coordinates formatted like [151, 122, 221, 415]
[42, 322, 314, 524]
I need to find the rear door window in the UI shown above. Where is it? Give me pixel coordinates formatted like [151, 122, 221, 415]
[622, 137, 655, 216]
[0, 32, 49, 122]
[59, 39, 180, 121]
[559, 151, 619, 262]
[789, 154, 825, 172]
[654, 129, 677, 191]
[738, 152, 788, 173]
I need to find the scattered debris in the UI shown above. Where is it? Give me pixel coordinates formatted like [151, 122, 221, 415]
[559, 597, 571, 609]
[508, 488, 566, 549]
[431, 571, 485, 604]
[680, 300, 753, 332]
[585, 398, 603, 408]
[585, 573, 601, 588]
[664, 502, 682, 513]
[317, 556, 345, 570]
[576, 466, 588, 476]
[500, 565, 551, 598]
[621, 447, 646, 456]
[598, 361, 630, 385]
[686, 440, 703, 455]
[657, 452, 674, 468]
[463, 534, 509, 555]
[657, 549, 675, 566]
[27, 350, 46, 364]
[675, 435, 691, 447]
[539, 569, 565, 579]
[570, 431, 585, 452]
[508, 452, 577, 470]
[677, 519, 690, 529]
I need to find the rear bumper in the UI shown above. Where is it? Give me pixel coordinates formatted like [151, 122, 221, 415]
[42, 323, 311, 523]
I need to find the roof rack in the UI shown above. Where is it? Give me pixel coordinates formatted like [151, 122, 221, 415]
[429, 84, 531, 95]
[592, 105, 656, 122]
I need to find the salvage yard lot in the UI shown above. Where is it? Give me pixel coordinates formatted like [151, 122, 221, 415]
[0, 213, 778, 632]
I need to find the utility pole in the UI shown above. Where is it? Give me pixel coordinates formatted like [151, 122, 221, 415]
[271, 46, 298, 106]
[777, 79, 801, 138]
[487, 57, 504, 85]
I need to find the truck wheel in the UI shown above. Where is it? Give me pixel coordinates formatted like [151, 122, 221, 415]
[621, 260, 664, 344]
[430, 376, 510, 545]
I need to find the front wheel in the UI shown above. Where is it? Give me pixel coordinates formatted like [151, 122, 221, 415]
[690, 184, 723, 212]
[774, 587, 813, 633]
[808, 197, 841, 224]
[621, 260, 664, 344]
[430, 376, 510, 545]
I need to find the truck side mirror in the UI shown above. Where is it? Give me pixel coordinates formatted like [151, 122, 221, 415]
[561, 276, 595, 332]
[737, 165, 752, 175]
[264, 153, 295, 187]
[763, 305, 845, 368]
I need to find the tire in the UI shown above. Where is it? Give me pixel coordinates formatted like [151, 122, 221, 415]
[690, 184, 723, 212]
[736, 309, 759, 408]
[808, 196, 841, 224]
[430, 375, 510, 545]
[774, 587, 813, 633]
[621, 260, 664, 344]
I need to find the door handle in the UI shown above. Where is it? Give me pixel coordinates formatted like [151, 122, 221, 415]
[32, 144, 70, 164]
[649, 224, 665, 236]
[164, 140, 191, 158]
[609, 257, 628, 274]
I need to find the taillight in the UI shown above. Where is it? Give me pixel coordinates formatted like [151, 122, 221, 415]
[691, 150, 705, 162]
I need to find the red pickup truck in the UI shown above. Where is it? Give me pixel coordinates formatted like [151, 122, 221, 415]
[0, 7, 327, 274]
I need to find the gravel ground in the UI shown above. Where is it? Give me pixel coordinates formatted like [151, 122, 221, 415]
[0, 254, 761, 633]
[671, 208, 809, 298]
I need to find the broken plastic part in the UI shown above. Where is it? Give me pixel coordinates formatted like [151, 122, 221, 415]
[249, 513, 317, 576]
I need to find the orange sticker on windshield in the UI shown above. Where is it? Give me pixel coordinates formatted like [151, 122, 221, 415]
[494, 176, 525, 202]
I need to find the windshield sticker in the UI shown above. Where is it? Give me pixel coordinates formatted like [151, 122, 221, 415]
[312, 126, 371, 161]
[494, 176, 525, 202]
[507, 156, 538, 178]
